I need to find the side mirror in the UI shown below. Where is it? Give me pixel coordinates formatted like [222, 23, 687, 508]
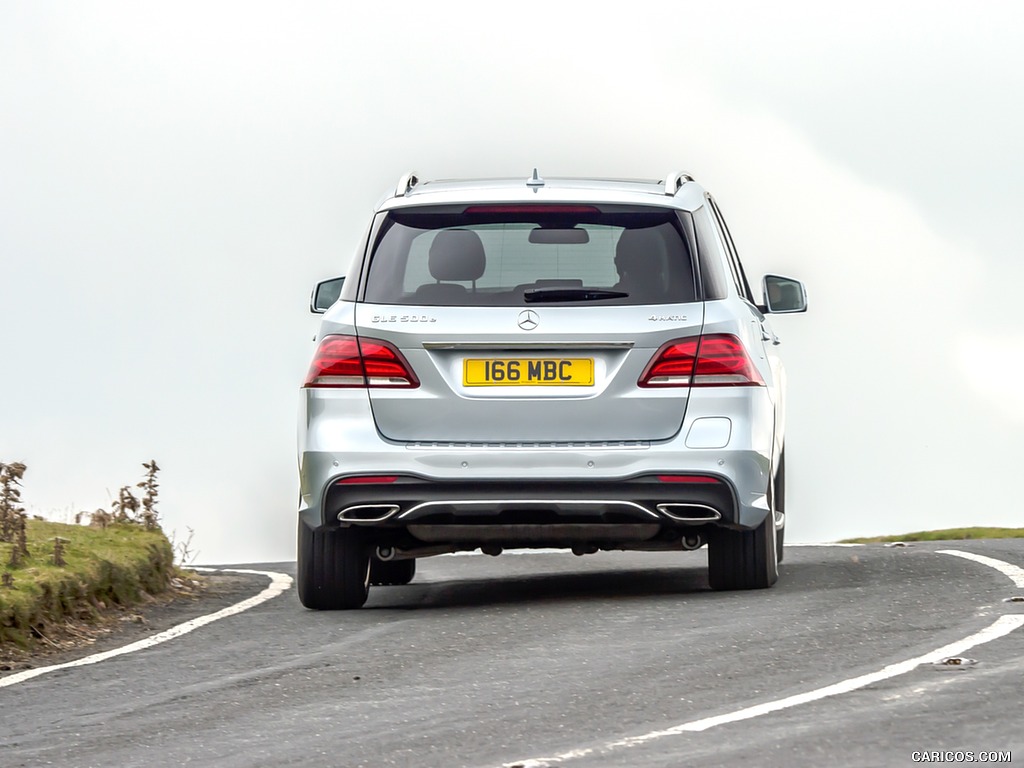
[761, 274, 807, 314]
[310, 276, 345, 314]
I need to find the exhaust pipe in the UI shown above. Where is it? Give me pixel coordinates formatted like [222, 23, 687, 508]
[373, 544, 463, 560]
[572, 544, 599, 556]
[337, 503, 400, 523]
[681, 534, 703, 551]
[481, 545, 503, 557]
[657, 503, 721, 523]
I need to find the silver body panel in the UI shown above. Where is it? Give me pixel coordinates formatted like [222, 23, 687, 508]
[352, 303, 704, 442]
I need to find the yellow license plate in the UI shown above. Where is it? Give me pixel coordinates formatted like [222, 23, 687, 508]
[463, 358, 594, 386]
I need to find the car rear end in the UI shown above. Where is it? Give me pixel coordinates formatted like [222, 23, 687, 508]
[298, 174, 788, 607]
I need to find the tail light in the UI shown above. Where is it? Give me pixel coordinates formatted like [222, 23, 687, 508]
[638, 334, 764, 387]
[304, 335, 419, 388]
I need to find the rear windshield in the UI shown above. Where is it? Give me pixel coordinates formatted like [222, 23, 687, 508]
[362, 206, 696, 306]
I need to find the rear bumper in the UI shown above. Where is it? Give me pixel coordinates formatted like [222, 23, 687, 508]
[326, 475, 735, 524]
[297, 387, 775, 537]
[316, 475, 737, 552]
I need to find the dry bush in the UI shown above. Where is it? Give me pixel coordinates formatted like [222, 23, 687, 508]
[89, 509, 113, 529]
[105, 462, 162, 529]
[137, 460, 161, 530]
[1, 462, 29, 564]
[112, 485, 140, 523]
[172, 526, 199, 565]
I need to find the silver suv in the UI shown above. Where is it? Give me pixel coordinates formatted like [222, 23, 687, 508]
[298, 170, 807, 609]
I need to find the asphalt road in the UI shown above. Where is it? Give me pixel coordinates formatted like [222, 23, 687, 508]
[2, 541, 1023, 768]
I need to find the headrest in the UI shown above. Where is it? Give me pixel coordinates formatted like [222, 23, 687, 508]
[615, 227, 668, 269]
[614, 227, 669, 297]
[428, 229, 486, 282]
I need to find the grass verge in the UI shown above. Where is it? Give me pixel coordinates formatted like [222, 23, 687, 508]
[1, 519, 174, 648]
[842, 526, 1024, 544]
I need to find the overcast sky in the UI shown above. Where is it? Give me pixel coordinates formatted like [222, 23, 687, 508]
[2, 1, 1022, 563]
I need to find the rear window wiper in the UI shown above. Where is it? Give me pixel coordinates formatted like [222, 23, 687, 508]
[523, 288, 629, 303]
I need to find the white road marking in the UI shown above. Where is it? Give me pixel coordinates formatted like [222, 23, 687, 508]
[500, 548, 1024, 767]
[790, 542, 864, 547]
[0, 568, 292, 689]
[938, 548, 1024, 588]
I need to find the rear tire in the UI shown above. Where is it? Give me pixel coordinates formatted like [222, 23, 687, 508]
[370, 558, 416, 586]
[707, 512, 778, 590]
[296, 521, 371, 609]
[774, 449, 786, 564]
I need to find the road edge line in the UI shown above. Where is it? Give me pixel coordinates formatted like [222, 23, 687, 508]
[937, 548, 1024, 588]
[0, 568, 292, 689]
[500, 548, 1024, 767]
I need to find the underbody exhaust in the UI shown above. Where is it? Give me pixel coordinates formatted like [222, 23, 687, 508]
[681, 533, 704, 550]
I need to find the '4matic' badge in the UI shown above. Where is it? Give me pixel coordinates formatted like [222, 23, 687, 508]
[648, 314, 688, 322]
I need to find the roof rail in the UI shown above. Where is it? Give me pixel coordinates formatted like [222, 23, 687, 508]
[395, 171, 419, 197]
[663, 170, 694, 196]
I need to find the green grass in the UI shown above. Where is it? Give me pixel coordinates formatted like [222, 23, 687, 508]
[842, 527, 1024, 544]
[0, 519, 174, 647]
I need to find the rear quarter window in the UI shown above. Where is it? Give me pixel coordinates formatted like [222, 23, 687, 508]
[692, 205, 731, 301]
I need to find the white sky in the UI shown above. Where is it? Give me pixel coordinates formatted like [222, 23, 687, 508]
[2, 1, 1022, 562]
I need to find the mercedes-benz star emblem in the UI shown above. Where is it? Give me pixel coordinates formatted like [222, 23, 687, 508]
[517, 309, 539, 331]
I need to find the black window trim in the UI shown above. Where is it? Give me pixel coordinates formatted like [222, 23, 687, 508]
[706, 194, 755, 305]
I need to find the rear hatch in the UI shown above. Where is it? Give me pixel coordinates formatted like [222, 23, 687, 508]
[354, 203, 703, 443]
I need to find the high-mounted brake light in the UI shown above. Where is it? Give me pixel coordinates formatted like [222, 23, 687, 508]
[638, 334, 764, 387]
[304, 335, 419, 388]
[463, 205, 600, 214]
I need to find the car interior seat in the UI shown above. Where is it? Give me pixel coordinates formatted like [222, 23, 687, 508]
[414, 229, 486, 302]
[613, 227, 668, 300]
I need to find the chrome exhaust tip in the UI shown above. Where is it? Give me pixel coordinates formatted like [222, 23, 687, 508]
[337, 503, 400, 523]
[657, 503, 722, 523]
